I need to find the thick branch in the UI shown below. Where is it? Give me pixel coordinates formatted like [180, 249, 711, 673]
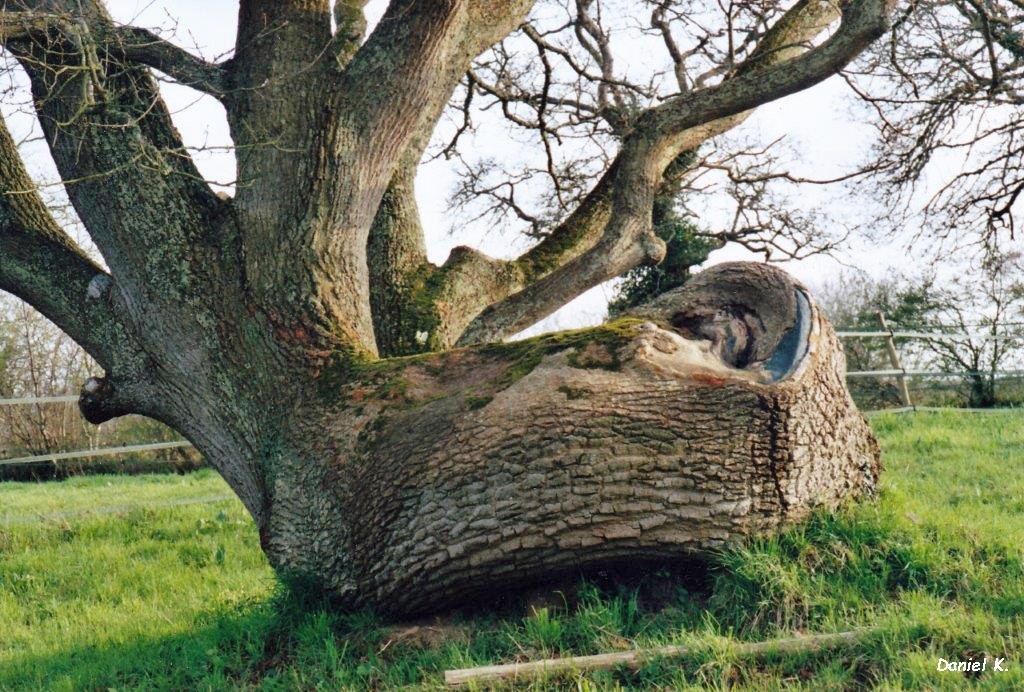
[367, 159, 431, 356]
[233, 0, 331, 89]
[457, 0, 891, 345]
[3, 1, 224, 305]
[226, 0, 534, 357]
[333, 1, 533, 354]
[445, 0, 841, 345]
[373, 1, 841, 352]
[232, 0, 519, 358]
[113, 25, 227, 97]
[335, 1, 532, 231]
[0, 116, 119, 369]
[419, 0, 839, 348]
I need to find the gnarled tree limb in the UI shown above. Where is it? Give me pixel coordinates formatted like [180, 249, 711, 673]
[457, 0, 891, 346]
[0, 116, 120, 370]
[358, 0, 533, 354]
[375, 0, 846, 353]
[333, 0, 533, 236]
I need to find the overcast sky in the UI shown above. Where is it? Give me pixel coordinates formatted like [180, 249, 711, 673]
[8, 0, 918, 336]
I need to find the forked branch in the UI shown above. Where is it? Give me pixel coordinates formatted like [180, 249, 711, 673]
[336, 0, 533, 213]
[456, 0, 881, 346]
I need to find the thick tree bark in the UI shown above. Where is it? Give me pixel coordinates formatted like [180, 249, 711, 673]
[255, 263, 879, 614]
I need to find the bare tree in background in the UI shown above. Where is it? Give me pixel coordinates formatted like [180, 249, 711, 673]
[851, 0, 1024, 246]
[0, 0, 890, 613]
[816, 271, 939, 408]
[0, 295, 95, 455]
[920, 251, 1024, 407]
[817, 254, 1024, 409]
[0, 296, 200, 478]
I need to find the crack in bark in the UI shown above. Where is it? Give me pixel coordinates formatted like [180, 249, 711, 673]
[764, 397, 791, 516]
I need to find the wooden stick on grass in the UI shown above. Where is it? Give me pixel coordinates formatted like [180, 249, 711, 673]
[444, 629, 876, 688]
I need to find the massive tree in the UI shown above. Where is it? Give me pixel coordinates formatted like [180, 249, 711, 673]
[0, 0, 889, 613]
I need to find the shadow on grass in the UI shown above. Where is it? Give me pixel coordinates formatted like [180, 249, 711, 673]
[2, 561, 719, 690]
[2, 583, 375, 690]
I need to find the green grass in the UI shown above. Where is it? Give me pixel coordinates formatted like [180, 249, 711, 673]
[1, 410, 1022, 689]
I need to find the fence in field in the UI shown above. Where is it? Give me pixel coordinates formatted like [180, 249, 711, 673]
[1, 316, 1021, 469]
[0, 393, 194, 469]
[836, 310, 1023, 410]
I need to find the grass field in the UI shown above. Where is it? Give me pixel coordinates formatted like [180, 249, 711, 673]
[1, 410, 1022, 690]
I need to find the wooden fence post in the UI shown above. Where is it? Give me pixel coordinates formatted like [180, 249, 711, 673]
[876, 311, 914, 409]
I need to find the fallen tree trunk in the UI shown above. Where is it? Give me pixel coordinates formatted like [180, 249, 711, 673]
[444, 628, 879, 687]
[262, 262, 880, 614]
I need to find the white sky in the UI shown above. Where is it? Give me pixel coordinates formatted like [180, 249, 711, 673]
[11, 0, 920, 336]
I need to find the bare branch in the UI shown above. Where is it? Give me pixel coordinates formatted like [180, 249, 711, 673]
[0, 11, 228, 97]
[457, 0, 881, 346]
[853, 0, 1024, 247]
[651, 1, 691, 92]
[112, 25, 228, 97]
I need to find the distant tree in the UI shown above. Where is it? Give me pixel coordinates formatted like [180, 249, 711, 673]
[918, 251, 1024, 408]
[818, 273, 939, 333]
[818, 253, 1024, 409]
[817, 272, 940, 408]
[0, 296, 96, 456]
[0, 296, 196, 476]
